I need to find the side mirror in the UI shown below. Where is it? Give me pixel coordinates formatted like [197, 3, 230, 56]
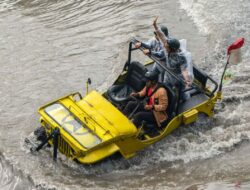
[86, 78, 92, 95]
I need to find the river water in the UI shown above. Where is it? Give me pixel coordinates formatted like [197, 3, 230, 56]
[0, 0, 249, 189]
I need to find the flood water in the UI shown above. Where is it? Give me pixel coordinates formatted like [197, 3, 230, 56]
[0, 0, 250, 189]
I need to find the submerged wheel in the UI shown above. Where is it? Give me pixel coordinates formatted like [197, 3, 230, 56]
[34, 127, 47, 142]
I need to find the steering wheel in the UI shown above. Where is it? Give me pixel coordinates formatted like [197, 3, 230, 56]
[107, 85, 133, 103]
[128, 95, 143, 119]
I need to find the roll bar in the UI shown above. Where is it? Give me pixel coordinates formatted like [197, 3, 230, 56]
[125, 38, 218, 97]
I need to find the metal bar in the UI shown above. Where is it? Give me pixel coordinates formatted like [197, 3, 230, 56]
[53, 128, 60, 161]
[218, 55, 230, 92]
[33, 132, 54, 152]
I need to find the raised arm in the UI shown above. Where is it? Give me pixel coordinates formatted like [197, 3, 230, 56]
[153, 17, 160, 32]
[153, 17, 168, 47]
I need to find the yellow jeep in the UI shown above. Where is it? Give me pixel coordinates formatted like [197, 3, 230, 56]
[32, 39, 221, 164]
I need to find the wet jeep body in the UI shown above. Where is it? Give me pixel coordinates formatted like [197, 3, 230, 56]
[36, 39, 219, 164]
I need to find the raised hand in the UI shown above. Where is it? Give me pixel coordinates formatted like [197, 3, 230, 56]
[153, 16, 159, 30]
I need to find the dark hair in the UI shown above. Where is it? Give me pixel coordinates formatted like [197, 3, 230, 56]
[160, 26, 169, 37]
[167, 38, 180, 50]
[145, 71, 158, 81]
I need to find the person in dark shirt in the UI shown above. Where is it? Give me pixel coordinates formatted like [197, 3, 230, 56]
[153, 17, 191, 89]
[153, 17, 192, 101]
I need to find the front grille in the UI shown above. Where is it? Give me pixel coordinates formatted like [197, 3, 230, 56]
[58, 135, 72, 158]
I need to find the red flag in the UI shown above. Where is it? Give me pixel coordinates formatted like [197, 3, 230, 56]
[227, 38, 244, 55]
[227, 38, 245, 64]
[219, 38, 245, 91]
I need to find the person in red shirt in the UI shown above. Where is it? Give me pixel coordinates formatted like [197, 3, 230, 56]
[123, 71, 168, 128]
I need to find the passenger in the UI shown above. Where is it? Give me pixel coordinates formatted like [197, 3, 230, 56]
[135, 26, 169, 82]
[123, 71, 168, 128]
[153, 17, 192, 100]
[135, 25, 168, 59]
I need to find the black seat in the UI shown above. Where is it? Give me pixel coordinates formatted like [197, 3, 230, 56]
[107, 61, 147, 103]
[193, 64, 208, 87]
[186, 64, 209, 97]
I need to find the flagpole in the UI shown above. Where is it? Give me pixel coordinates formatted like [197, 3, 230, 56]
[218, 54, 231, 92]
[216, 38, 244, 101]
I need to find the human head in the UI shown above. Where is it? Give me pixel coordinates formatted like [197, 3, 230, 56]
[145, 71, 158, 87]
[154, 25, 169, 40]
[160, 26, 169, 37]
[167, 38, 180, 52]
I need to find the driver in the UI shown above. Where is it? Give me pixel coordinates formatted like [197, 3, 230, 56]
[123, 71, 168, 128]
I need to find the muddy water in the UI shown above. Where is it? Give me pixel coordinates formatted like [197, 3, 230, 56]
[0, 0, 249, 189]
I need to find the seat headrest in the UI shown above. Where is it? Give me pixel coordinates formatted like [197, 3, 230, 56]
[126, 61, 147, 91]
